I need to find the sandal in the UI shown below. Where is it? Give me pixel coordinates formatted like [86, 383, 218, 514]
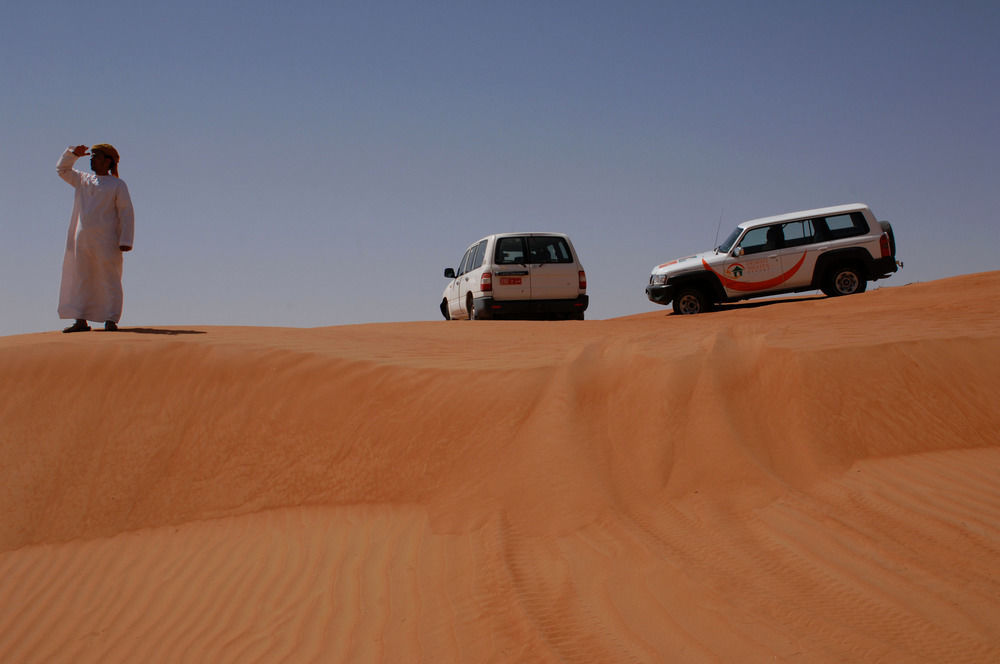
[63, 320, 91, 333]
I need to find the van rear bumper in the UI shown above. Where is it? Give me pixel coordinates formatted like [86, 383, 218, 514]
[475, 295, 589, 319]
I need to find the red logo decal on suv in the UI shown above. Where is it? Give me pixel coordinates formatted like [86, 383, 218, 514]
[703, 252, 807, 292]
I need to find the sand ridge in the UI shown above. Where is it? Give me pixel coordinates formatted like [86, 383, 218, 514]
[1, 272, 999, 661]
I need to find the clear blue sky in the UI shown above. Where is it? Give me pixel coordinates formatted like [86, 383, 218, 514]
[2, 1, 998, 335]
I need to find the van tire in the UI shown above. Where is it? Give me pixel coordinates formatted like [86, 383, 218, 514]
[672, 287, 711, 315]
[826, 264, 867, 296]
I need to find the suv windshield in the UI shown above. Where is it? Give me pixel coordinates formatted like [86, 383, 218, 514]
[717, 226, 743, 253]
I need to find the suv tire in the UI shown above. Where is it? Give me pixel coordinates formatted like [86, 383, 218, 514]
[826, 265, 867, 296]
[440, 299, 451, 320]
[672, 287, 711, 315]
[467, 294, 478, 320]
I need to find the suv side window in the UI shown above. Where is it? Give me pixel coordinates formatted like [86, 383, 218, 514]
[737, 227, 771, 255]
[472, 240, 487, 270]
[782, 219, 815, 248]
[528, 236, 573, 263]
[457, 246, 474, 276]
[820, 213, 869, 240]
[495, 237, 527, 264]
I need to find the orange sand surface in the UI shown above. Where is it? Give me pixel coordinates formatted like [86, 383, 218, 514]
[2, 272, 1000, 662]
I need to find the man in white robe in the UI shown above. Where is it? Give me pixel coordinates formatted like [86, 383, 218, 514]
[56, 144, 134, 332]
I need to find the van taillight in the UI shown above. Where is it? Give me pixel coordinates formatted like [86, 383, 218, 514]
[879, 233, 891, 257]
[481, 272, 493, 292]
[579, 270, 587, 290]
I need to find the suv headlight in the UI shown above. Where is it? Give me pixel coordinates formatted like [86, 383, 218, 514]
[650, 274, 668, 285]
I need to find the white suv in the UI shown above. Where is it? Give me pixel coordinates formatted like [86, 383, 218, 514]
[646, 203, 899, 314]
[441, 232, 588, 320]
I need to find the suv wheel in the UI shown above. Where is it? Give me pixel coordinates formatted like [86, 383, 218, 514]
[672, 287, 710, 315]
[827, 265, 867, 296]
[467, 294, 478, 320]
[440, 299, 451, 320]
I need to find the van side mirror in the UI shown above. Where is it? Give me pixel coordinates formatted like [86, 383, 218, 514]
[733, 246, 744, 257]
[444, 268, 455, 278]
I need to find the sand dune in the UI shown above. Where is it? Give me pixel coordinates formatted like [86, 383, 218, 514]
[2, 272, 999, 662]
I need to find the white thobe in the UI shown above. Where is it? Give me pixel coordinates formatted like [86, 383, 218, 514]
[56, 149, 135, 323]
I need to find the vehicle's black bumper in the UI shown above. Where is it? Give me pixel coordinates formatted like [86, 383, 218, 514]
[474, 295, 589, 319]
[645, 284, 674, 306]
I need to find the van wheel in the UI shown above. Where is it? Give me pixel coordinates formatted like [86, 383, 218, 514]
[467, 294, 477, 320]
[672, 287, 710, 315]
[827, 265, 867, 296]
[440, 299, 451, 320]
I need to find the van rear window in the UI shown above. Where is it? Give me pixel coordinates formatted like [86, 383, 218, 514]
[495, 236, 574, 264]
[495, 237, 526, 264]
[528, 236, 573, 263]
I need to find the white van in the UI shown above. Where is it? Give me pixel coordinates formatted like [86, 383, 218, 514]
[441, 232, 589, 320]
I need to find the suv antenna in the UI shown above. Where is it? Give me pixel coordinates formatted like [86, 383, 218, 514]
[713, 208, 724, 251]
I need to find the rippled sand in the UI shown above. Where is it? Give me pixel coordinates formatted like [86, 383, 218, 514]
[2, 272, 999, 662]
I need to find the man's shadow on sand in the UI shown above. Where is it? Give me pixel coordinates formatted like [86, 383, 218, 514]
[115, 328, 206, 335]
